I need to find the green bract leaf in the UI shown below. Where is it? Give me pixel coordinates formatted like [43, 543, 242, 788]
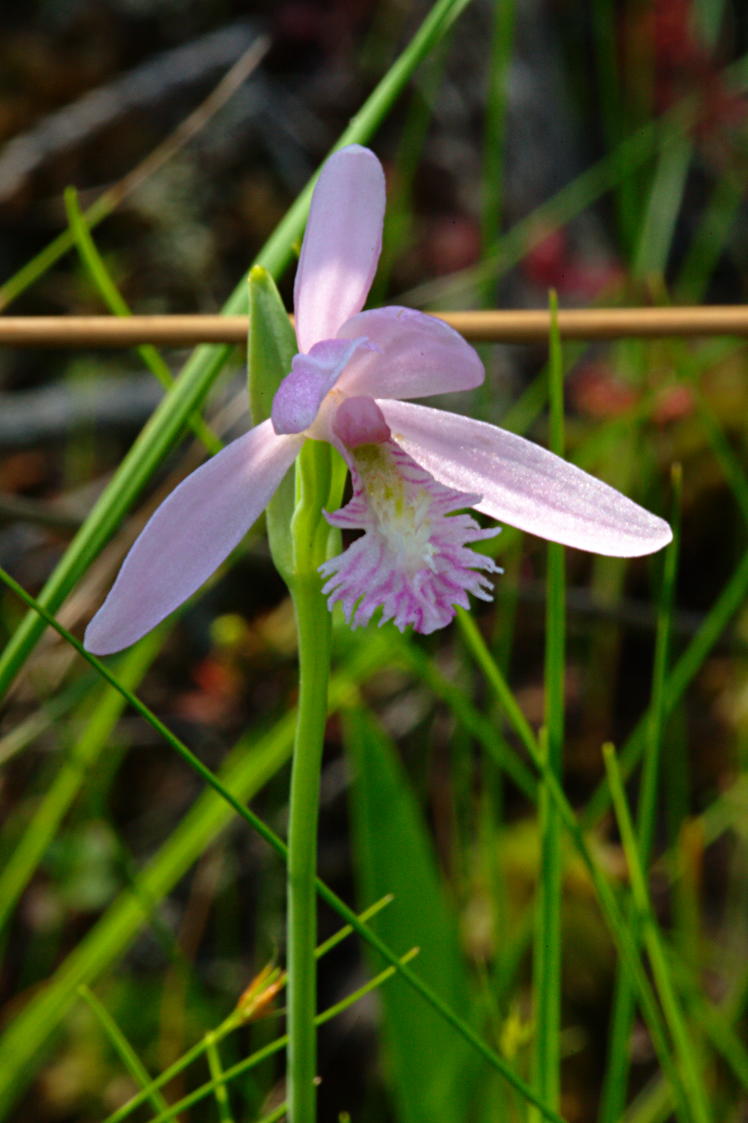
[248, 265, 298, 582]
[247, 265, 297, 422]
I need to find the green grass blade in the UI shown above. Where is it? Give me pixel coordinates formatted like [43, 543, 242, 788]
[480, 0, 516, 299]
[640, 467, 682, 865]
[603, 744, 712, 1123]
[676, 173, 745, 300]
[0, 630, 162, 932]
[598, 481, 682, 1123]
[532, 292, 566, 1115]
[397, 639, 537, 800]
[64, 186, 221, 453]
[583, 547, 748, 828]
[590, 0, 639, 252]
[457, 610, 693, 1116]
[633, 134, 691, 279]
[205, 1033, 235, 1123]
[78, 985, 170, 1117]
[693, 0, 727, 46]
[457, 609, 539, 758]
[130, 952, 420, 1123]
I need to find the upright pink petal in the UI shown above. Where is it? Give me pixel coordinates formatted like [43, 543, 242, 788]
[84, 423, 303, 655]
[336, 306, 484, 399]
[293, 145, 385, 353]
[379, 400, 673, 558]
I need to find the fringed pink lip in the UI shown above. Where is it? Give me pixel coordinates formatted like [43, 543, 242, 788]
[320, 417, 500, 635]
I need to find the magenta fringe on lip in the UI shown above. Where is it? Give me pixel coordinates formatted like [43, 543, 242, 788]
[319, 439, 501, 635]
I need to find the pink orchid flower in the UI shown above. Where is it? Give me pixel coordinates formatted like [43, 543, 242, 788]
[85, 145, 671, 655]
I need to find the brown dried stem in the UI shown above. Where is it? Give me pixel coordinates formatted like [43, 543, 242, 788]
[2, 306, 748, 346]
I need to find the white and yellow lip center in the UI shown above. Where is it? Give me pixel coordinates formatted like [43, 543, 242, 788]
[351, 443, 438, 575]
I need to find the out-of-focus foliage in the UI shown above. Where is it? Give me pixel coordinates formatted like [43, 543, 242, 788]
[0, 1, 747, 1120]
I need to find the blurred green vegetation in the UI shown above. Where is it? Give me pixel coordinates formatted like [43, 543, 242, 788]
[0, 1, 747, 1121]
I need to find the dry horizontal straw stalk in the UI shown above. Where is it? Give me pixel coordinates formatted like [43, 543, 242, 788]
[1, 307, 748, 346]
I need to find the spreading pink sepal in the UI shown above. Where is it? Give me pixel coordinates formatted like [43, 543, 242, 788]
[336, 306, 484, 400]
[84, 422, 303, 655]
[293, 145, 386, 353]
[379, 400, 673, 558]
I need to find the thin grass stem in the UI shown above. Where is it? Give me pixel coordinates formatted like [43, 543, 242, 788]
[135, 951, 420, 1123]
[598, 473, 682, 1123]
[531, 292, 566, 1114]
[100, 902, 392, 1123]
[205, 1033, 235, 1123]
[480, 0, 516, 306]
[78, 985, 170, 1117]
[64, 187, 221, 453]
[583, 548, 748, 827]
[457, 609, 692, 1117]
[602, 745, 712, 1123]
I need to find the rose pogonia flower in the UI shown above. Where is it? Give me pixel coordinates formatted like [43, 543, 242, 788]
[85, 145, 671, 655]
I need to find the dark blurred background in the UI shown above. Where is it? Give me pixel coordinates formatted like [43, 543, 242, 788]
[1, 2, 748, 1121]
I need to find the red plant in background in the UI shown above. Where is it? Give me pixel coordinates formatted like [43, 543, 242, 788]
[522, 227, 624, 301]
[175, 655, 244, 724]
[653, 0, 702, 103]
[568, 362, 638, 420]
[421, 214, 482, 277]
[651, 383, 695, 424]
[569, 360, 695, 426]
[648, 0, 746, 146]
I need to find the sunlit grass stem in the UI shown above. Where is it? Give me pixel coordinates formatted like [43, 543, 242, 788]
[532, 292, 566, 1114]
[603, 744, 712, 1123]
[64, 187, 221, 453]
[457, 609, 692, 1118]
[598, 470, 682, 1123]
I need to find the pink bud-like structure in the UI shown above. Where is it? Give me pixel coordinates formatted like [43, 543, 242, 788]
[85, 146, 671, 654]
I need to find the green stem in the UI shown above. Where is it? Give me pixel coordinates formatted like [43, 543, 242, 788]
[286, 441, 337, 1123]
[286, 581, 331, 1122]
